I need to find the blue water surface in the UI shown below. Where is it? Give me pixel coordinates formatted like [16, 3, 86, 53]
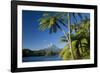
[23, 55, 62, 62]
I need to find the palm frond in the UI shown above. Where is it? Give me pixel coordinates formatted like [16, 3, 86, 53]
[72, 13, 78, 24]
[77, 13, 83, 20]
[60, 36, 68, 43]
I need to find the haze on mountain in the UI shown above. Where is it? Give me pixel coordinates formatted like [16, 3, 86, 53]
[44, 43, 61, 53]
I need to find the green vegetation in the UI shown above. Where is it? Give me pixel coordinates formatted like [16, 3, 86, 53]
[59, 45, 71, 60]
[22, 49, 45, 57]
[45, 49, 54, 56]
[59, 19, 90, 60]
[38, 12, 90, 60]
[22, 48, 60, 57]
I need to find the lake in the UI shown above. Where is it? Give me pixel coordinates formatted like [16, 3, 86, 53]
[23, 55, 62, 62]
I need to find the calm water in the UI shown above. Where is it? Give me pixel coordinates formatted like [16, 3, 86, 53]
[23, 55, 62, 62]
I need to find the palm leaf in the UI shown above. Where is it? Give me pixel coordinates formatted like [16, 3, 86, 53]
[60, 36, 68, 43]
[77, 13, 83, 20]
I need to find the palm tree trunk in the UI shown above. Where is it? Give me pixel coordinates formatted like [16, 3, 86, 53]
[61, 29, 69, 40]
[68, 13, 75, 59]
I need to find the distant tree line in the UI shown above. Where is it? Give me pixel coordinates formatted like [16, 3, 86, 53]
[22, 49, 60, 57]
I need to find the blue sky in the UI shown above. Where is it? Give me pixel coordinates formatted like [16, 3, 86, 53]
[22, 10, 90, 50]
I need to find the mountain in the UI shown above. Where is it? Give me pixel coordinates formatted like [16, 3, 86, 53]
[23, 44, 61, 57]
[44, 44, 61, 53]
